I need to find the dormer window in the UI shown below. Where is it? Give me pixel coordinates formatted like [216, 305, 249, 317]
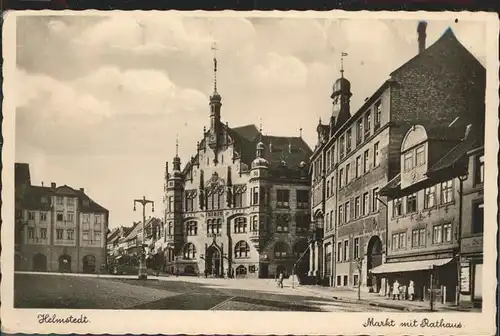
[404, 151, 414, 171]
[416, 145, 426, 166]
[339, 136, 345, 159]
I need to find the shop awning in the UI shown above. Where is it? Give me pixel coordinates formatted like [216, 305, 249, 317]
[370, 258, 453, 275]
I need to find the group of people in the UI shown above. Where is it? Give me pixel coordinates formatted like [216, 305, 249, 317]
[390, 279, 415, 300]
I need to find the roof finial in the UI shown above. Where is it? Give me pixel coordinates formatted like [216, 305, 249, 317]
[211, 41, 218, 93]
[175, 134, 179, 157]
[299, 126, 303, 138]
[340, 52, 348, 78]
[259, 117, 263, 142]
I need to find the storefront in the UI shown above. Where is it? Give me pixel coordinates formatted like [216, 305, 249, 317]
[370, 257, 457, 303]
[459, 235, 483, 308]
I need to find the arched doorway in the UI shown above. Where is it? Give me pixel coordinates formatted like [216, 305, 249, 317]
[235, 265, 247, 278]
[366, 236, 383, 292]
[82, 255, 96, 273]
[293, 239, 309, 276]
[33, 253, 47, 271]
[59, 254, 72, 273]
[206, 245, 221, 277]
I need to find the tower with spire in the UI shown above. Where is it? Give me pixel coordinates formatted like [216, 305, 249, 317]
[208, 41, 222, 155]
[330, 52, 352, 132]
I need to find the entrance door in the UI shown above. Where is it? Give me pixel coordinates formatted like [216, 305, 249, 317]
[59, 254, 72, 273]
[82, 255, 96, 273]
[33, 253, 47, 271]
[259, 263, 269, 278]
[366, 236, 383, 291]
[206, 246, 221, 277]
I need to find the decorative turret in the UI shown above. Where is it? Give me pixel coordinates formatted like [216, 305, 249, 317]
[208, 42, 222, 154]
[252, 123, 269, 169]
[331, 52, 352, 129]
[171, 136, 182, 178]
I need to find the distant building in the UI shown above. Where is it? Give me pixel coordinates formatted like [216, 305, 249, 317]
[160, 53, 312, 278]
[308, 24, 485, 292]
[15, 163, 109, 273]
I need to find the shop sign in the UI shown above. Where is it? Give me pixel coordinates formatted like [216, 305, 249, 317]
[461, 236, 483, 254]
[460, 262, 470, 294]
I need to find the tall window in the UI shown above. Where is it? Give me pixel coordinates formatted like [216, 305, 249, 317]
[56, 212, 64, 222]
[295, 214, 309, 233]
[67, 212, 74, 223]
[207, 219, 222, 235]
[56, 229, 64, 240]
[404, 151, 414, 171]
[276, 214, 290, 232]
[343, 240, 349, 261]
[234, 185, 247, 207]
[234, 217, 247, 233]
[443, 223, 452, 242]
[274, 242, 288, 258]
[28, 228, 34, 239]
[412, 228, 426, 247]
[399, 232, 406, 248]
[339, 168, 344, 188]
[440, 180, 454, 204]
[363, 192, 369, 216]
[252, 216, 258, 231]
[67, 229, 74, 240]
[406, 193, 417, 213]
[345, 164, 350, 184]
[339, 136, 345, 159]
[326, 180, 331, 198]
[183, 243, 196, 259]
[276, 190, 290, 208]
[419, 228, 426, 247]
[185, 194, 194, 212]
[234, 241, 250, 258]
[28, 211, 35, 220]
[40, 228, 47, 239]
[356, 119, 363, 145]
[364, 112, 371, 137]
[416, 145, 426, 166]
[373, 142, 380, 167]
[393, 198, 402, 217]
[353, 237, 360, 259]
[338, 205, 344, 225]
[325, 215, 330, 231]
[424, 186, 436, 208]
[412, 229, 418, 247]
[40, 212, 47, 222]
[186, 221, 198, 236]
[168, 196, 174, 212]
[391, 233, 400, 250]
[475, 154, 484, 185]
[433, 225, 442, 244]
[355, 156, 361, 178]
[337, 242, 342, 262]
[252, 187, 259, 205]
[345, 201, 351, 223]
[57, 196, 63, 205]
[346, 129, 352, 153]
[326, 150, 331, 170]
[363, 149, 370, 173]
[472, 202, 484, 234]
[325, 244, 332, 276]
[354, 196, 361, 218]
[372, 188, 379, 212]
[374, 101, 381, 130]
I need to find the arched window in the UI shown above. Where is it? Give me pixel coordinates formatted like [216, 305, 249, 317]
[183, 243, 197, 259]
[236, 265, 247, 277]
[234, 241, 250, 258]
[274, 242, 288, 258]
[186, 221, 198, 236]
[234, 217, 247, 233]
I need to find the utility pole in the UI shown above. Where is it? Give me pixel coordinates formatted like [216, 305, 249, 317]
[134, 196, 155, 280]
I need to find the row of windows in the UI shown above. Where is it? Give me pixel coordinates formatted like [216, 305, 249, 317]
[27, 211, 102, 226]
[174, 215, 310, 236]
[27, 227, 101, 241]
[403, 144, 426, 171]
[339, 142, 380, 188]
[391, 223, 452, 250]
[336, 237, 361, 262]
[392, 180, 454, 218]
[54, 196, 77, 206]
[182, 241, 297, 260]
[337, 187, 379, 226]
[336, 274, 359, 287]
[173, 189, 310, 212]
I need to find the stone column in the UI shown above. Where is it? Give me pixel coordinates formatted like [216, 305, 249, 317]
[308, 242, 315, 276]
[315, 241, 321, 277]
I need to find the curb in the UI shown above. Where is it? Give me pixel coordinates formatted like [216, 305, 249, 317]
[330, 295, 412, 312]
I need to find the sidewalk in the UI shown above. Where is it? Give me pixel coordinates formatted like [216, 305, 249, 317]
[295, 285, 481, 312]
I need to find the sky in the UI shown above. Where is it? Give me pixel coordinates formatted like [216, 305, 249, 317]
[14, 13, 486, 229]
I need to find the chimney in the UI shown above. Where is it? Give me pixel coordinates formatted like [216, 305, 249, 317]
[417, 21, 427, 54]
[79, 188, 84, 193]
[51, 182, 56, 189]
[41, 182, 44, 187]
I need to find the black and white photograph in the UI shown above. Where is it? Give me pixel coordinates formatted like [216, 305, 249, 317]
[1, 10, 498, 335]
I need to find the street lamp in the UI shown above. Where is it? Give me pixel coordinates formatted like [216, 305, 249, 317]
[134, 196, 155, 280]
[456, 171, 469, 306]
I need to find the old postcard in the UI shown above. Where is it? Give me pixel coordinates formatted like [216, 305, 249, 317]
[1, 10, 498, 335]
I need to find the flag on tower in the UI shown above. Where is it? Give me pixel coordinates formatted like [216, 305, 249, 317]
[341, 52, 348, 57]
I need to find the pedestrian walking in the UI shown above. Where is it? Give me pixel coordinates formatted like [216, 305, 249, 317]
[278, 271, 284, 289]
[408, 280, 415, 301]
[392, 280, 400, 300]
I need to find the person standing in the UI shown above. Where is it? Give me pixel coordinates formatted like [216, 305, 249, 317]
[408, 280, 415, 301]
[393, 280, 400, 300]
[278, 272, 284, 289]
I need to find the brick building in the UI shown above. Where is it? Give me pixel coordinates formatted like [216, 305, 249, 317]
[158, 55, 312, 278]
[15, 163, 109, 273]
[308, 24, 485, 291]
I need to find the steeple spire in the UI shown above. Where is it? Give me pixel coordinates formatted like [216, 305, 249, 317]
[175, 134, 179, 157]
[212, 41, 218, 94]
[259, 117, 263, 142]
[340, 52, 348, 78]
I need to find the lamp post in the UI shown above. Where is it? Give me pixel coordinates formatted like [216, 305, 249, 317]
[456, 172, 469, 306]
[356, 257, 363, 300]
[134, 196, 155, 280]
